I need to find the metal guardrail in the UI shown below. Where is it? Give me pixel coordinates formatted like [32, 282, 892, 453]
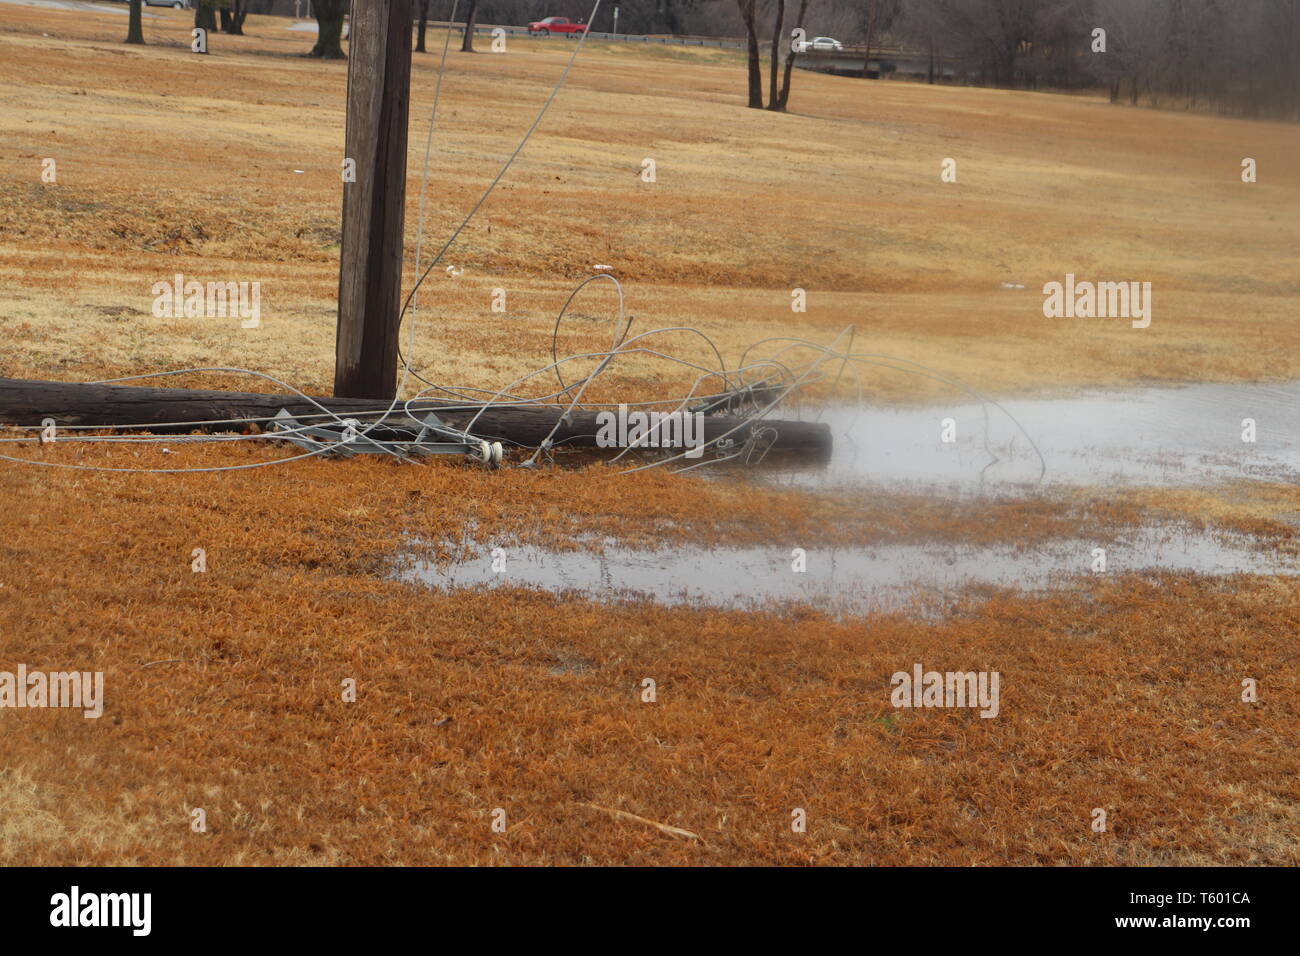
[587, 31, 742, 48]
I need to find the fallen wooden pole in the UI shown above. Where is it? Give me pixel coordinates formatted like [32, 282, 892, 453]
[0, 378, 832, 460]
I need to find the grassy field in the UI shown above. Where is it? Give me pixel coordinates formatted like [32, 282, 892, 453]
[1, 6, 1298, 865]
[3, 6, 1299, 398]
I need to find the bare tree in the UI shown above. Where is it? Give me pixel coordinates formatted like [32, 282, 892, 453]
[195, 0, 218, 35]
[309, 0, 348, 58]
[1091, 0, 1167, 106]
[899, 0, 1035, 86]
[416, 0, 431, 52]
[125, 0, 144, 45]
[463, 0, 481, 52]
[220, 0, 248, 34]
[737, 0, 765, 107]
[859, 0, 903, 76]
[776, 0, 810, 108]
[767, 0, 785, 108]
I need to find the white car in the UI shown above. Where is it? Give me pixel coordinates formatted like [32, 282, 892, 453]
[141, 0, 189, 7]
[795, 36, 844, 52]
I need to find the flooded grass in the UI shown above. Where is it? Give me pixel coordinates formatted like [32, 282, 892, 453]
[399, 524, 1300, 615]
[4, 6, 1300, 865]
[790, 382, 1300, 491]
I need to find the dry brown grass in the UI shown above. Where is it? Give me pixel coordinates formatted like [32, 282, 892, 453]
[2, 7, 1299, 401]
[1, 448, 1298, 865]
[0, 438, 1295, 865]
[1, 6, 1298, 866]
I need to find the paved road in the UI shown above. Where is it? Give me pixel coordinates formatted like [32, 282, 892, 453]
[286, 19, 740, 49]
[2, 1, 737, 48]
[0, 0, 159, 16]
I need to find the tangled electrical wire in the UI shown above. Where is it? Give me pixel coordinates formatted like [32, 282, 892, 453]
[0, 0, 1046, 485]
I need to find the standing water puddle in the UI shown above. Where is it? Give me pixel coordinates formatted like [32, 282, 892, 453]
[400, 383, 1300, 613]
[397, 527, 1299, 615]
[800, 381, 1300, 490]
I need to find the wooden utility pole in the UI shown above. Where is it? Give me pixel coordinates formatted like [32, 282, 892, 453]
[335, 0, 414, 399]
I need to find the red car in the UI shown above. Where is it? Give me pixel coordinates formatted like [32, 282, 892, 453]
[528, 16, 589, 35]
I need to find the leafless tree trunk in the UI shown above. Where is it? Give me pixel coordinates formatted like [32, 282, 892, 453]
[767, 0, 785, 110]
[195, 2, 217, 34]
[125, 0, 144, 44]
[220, 0, 247, 34]
[416, 0, 430, 52]
[462, 0, 480, 52]
[776, 0, 809, 109]
[309, 0, 347, 58]
[857, 0, 878, 77]
[737, 0, 764, 108]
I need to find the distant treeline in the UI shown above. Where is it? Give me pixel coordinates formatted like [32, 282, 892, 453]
[238, 0, 1297, 119]
[450, 0, 1300, 120]
[883, 0, 1300, 120]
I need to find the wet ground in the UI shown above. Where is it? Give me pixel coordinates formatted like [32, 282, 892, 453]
[803, 381, 1300, 491]
[401, 383, 1300, 613]
[399, 526, 1299, 615]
